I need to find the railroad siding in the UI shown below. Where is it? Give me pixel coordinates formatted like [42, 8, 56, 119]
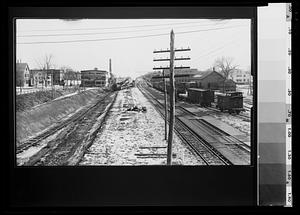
[176, 103, 247, 138]
[178, 116, 250, 165]
[200, 116, 244, 136]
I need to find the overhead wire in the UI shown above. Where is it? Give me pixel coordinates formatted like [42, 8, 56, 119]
[190, 34, 247, 71]
[17, 21, 229, 37]
[192, 33, 245, 63]
[17, 24, 248, 44]
[17, 20, 228, 33]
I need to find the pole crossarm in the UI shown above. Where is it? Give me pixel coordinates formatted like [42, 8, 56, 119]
[151, 74, 192, 79]
[153, 48, 191, 53]
[153, 57, 191, 61]
[153, 66, 190, 70]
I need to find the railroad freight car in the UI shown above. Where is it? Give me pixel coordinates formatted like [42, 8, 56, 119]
[176, 82, 188, 95]
[187, 88, 214, 107]
[152, 82, 163, 92]
[216, 91, 244, 114]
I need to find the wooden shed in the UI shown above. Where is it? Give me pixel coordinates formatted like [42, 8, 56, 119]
[192, 70, 237, 91]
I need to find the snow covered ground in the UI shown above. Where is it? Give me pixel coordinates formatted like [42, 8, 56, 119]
[236, 84, 253, 105]
[79, 87, 205, 165]
[209, 112, 250, 137]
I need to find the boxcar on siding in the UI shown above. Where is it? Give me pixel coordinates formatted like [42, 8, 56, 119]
[216, 91, 244, 114]
[187, 88, 214, 107]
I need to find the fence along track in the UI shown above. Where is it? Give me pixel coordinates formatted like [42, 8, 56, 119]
[138, 84, 231, 165]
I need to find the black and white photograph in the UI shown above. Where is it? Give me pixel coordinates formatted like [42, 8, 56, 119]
[15, 18, 253, 166]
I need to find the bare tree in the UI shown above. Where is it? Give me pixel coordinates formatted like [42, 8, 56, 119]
[60, 66, 75, 87]
[35, 54, 54, 88]
[36, 54, 54, 70]
[44, 54, 53, 70]
[214, 56, 238, 92]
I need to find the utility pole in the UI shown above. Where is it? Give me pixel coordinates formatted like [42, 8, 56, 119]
[109, 58, 112, 87]
[163, 69, 168, 140]
[167, 30, 175, 165]
[153, 30, 191, 165]
[52, 70, 54, 97]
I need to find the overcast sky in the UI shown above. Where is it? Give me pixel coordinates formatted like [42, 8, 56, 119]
[16, 19, 251, 79]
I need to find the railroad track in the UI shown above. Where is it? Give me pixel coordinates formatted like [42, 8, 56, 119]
[205, 106, 251, 122]
[16, 92, 115, 155]
[139, 83, 250, 164]
[176, 105, 251, 153]
[138, 84, 232, 165]
[236, 112, 251, 121]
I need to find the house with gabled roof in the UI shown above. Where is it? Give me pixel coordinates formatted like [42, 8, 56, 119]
[16, 62, 30, 87]
[192, 70, 236, 91]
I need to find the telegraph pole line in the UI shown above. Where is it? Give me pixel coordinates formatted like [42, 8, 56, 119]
[109, 58, 112, 86]
[167, 29, 175, 165]
[153, 31, 191, 165]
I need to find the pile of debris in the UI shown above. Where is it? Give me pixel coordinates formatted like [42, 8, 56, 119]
[127, 105, 147, 112]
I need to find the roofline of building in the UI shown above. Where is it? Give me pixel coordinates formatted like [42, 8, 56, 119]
[30, 69, 63, 71]
[193, 70, 225, 80]
[81, 70, 108, 73]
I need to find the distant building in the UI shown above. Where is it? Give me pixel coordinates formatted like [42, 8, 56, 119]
[163, 68, 200, 83]
[29, 69, 64, 87]
[193, 70, 236, 91]
[50, 69, 64, 85]
[63, 70, 81, 86]
[81, 68, 109, 87]
[75, 72, 81, 86]
[229, 69, 251, 84]
[29, 69, 46, 87]
[151, 68, 200, 84]
[16, 62, 30, 87]
[150, 68, 236, 92]
[193, 70, 225, 89]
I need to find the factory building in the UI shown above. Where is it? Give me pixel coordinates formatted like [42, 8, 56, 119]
[81, 68, 109, 87]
